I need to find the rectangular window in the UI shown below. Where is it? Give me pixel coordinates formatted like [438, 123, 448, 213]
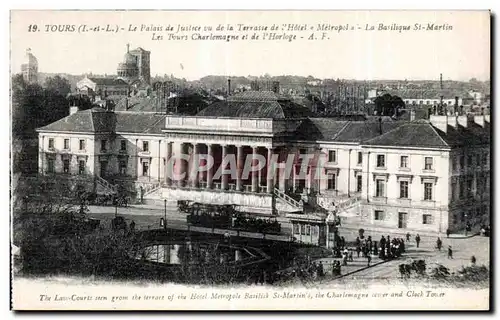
[63, 159, 70, 173]
[48, 138, 54, 150]
[357, 152, 363, 165]
[78, 160, 85, 175]
[328, 150, 336, 162]
[376, 155, 385, 168]
[143, 141, 149, 152]
[47, 158, 55, 173]
[63, 139, 70, 150]
[142, 161, 149, 176]
[459, 155, 465, 169]
[119, 160, 127, 175]
[424, 182, 433, 201]
[475, 154, 481, 167]
[327, 174, 336, 190]
[101, 139, 107, 152]
[424, 157, 433, 170]
[305, 225, 311, 236]
[120, 140, 127, 151]
[375, 179, 385, 197]
[422, 214, 433, 224]
[452, 157, 457, 171]
[300, 224, 305, 235]
[293, 223, 299, 234]
[356, 174, 363, 192]
[399, 181, 409, 198]
[400, 156, 409, 168]
[79, 139, 85, 150]
[374, 210, 384, 221]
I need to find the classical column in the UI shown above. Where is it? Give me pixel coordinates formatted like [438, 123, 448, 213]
[206, 144, 213, 189]
[180, 143, 188, 187]
[165, 141, 172, 186]
[278, 147, 287, 191]
[266, 147, 274, 193]
[190, 143, 200, 188]
[251, 146, 258, 193]
[221, 145, 229, 190]
[236, 145, 243, 191]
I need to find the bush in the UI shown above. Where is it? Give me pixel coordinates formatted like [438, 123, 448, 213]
[456, 265, 489, 282]
[430, 264, 451, 279]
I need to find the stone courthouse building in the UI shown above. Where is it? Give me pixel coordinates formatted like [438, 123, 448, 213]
[36, 89, 490, 244]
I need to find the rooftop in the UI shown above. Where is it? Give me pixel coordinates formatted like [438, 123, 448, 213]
[37, 108, 166, 135]
[86, 77, 129, 86]
[197, 91, 313, 119]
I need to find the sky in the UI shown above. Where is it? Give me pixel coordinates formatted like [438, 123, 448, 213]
[10, 10, 491, 81]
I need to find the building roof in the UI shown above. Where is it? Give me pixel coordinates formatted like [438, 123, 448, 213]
[87, 77, 129, 86]
[294, 118, 404, 142]
[364, 120, 490, 148]
[37, 108, 166, 135]
[197, 91, 313, 119]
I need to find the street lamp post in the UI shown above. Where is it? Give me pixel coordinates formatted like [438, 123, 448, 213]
[164, 199, 168, 234]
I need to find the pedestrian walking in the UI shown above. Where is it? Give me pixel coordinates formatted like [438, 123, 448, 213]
[471, 255, 476, 265]
[348, 250, 354, 262]
[415, 234, 421, 248]
[446, 228, 450, 238]
[447, 245, 453, 259]
[406, 232, 410, 242]
[436, 237, 442, 251]
[356, 245, 361, 258]
[367, 254, 372, 267]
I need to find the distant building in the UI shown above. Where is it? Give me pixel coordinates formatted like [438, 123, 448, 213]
[76, 76, 129, 101]
[76, 44, 151, 102]
[21, 48, 38, 84]
[117, 44, 151, 85]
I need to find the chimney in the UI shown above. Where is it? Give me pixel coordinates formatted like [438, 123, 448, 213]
[429, 115, 448, 133]
[454, 96, 459, 114]
[227, 79, 231, 96]
[69, 96, 79, 115]
[378, 117, 383, 135]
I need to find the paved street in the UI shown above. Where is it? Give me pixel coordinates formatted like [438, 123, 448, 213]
[341, 234, 490, 280]
[86, 204, 490, 281]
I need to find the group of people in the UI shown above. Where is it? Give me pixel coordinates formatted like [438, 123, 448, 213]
[378, 236, 406, 260]
[232, 214, 281, 234]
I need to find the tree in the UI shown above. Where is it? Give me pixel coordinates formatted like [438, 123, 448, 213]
[373, 93, 405, 116]
[11, 74, 70, 139]
[44, 75, 71, 97]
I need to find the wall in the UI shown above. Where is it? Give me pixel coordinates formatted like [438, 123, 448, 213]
[358, 146, 451, 232]
[38, 132, 96, 175]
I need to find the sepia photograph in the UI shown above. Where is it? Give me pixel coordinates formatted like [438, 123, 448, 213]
[9, 9, 491, 311]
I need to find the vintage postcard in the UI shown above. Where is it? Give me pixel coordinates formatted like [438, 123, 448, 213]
[10, 10, 491, 311]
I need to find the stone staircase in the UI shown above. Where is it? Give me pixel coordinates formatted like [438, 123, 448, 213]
[95, 176, 117, 195]
[142, 181, 162, 198]
[273, 187, 303, 212]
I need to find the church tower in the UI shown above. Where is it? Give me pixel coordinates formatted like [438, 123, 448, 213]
[21, 48, 38, 84]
